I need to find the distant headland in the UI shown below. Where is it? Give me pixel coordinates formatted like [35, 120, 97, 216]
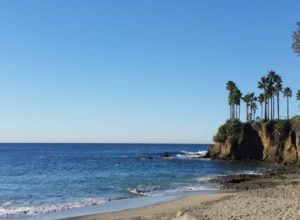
[208, 71, 300, 164]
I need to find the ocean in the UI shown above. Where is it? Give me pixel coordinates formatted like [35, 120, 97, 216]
[0, 143, 274, 219]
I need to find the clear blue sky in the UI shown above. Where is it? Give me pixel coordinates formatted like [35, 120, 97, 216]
[0, 0, 299, 143]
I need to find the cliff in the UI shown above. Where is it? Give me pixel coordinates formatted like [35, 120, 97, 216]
[207, 118, 300, 164]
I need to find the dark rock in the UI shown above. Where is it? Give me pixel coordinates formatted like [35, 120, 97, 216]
[141, 156, 154, 160]
[160, 152, 172, 158]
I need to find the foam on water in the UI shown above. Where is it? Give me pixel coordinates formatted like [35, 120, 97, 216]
[0, 198, 108, 217]
[196, 169, 265, 183]
[175, 150, 208, 159]
[129, 184, 217, 197]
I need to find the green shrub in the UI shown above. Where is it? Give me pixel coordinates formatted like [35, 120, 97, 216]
[213, 119, 243, 143]
[213, 124, 227, 143]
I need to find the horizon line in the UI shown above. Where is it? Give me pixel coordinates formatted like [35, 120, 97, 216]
[0, 142, 211, 145]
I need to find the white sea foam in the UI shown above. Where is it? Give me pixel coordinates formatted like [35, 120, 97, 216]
[0, 198, 108, 217]
[196, 175, 221, 182]
[196, 170, 264, 183]
[175, 150, 207, 159]
[129, 189, 153, 197]
[0, 201, 12, 208]
[162, 185, 217, 195]
[232, 170, 264, 176]
[129, 184, 217, 197]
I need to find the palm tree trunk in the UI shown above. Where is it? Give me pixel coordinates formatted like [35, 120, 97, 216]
[268, 99, 269, 120]
[287, 97, 289, 119]
[233, 104, 235, 119]
[270, 97, 273, 120]
[268, 100, 270, 120]
[270, 99, 272, 119]
[273, 96, 275, 120]
[272, 96, 274, 119]
[264, 97, 267, 120]
[246, 104, 248, 122]
[270, 98, 272, 120]
[277, 93, 280, 120]
[235, 105, 237, 119]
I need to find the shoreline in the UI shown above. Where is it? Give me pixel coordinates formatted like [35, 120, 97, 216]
[61, 165, 300, 220]
[39, 190, 221, 220]
[65, 193, 232, 220]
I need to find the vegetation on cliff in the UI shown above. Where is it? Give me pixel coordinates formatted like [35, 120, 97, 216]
[214, 117, 299, 144]
[213, 119, 243, 143]
[210, 117, 300, 163]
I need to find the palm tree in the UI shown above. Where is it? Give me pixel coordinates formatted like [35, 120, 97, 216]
[258, 72, 282, 120]
[226, 81, 242, 120]
[273, 73, 282, 120]
[233, 88, 242, 119]
[250, 95, 257, 121]
[267, 71, 276, 120]
[251, 102, 258, 120]
[243, 93, 255, 122]
[266, 84, 274, 120]
[297, 90, 300, 114]
[243, 94, 250, 122]
[226, 81, 236, 120]
[283, 87, 292, 119]
[258, 77, 269, 120]
[258, 93, 264, 119]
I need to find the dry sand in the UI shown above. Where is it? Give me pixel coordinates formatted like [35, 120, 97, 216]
[67, 168, 300, 220]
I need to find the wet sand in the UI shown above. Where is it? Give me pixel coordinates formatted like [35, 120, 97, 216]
[66, 166, 300, 220]
[67, 193, 231, 220]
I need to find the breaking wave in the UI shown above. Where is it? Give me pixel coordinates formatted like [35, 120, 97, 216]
[0, 198, 108, 217]
[129, 184, 217, 197]
[175, 150, 208, 159]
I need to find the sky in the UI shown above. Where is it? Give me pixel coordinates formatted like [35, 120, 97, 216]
[0, 0, 299, 143]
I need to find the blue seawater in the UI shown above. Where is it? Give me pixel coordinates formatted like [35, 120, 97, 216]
[0, 143, 274, 219]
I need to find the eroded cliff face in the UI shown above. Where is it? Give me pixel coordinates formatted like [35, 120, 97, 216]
[208, 120, 300, 164]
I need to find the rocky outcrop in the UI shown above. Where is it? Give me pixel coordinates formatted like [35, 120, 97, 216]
[207, 119, 300, 164]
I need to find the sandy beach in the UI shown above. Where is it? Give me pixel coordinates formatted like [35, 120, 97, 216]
[67, 193, 231, 220]
[67, 166, 300, 220]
